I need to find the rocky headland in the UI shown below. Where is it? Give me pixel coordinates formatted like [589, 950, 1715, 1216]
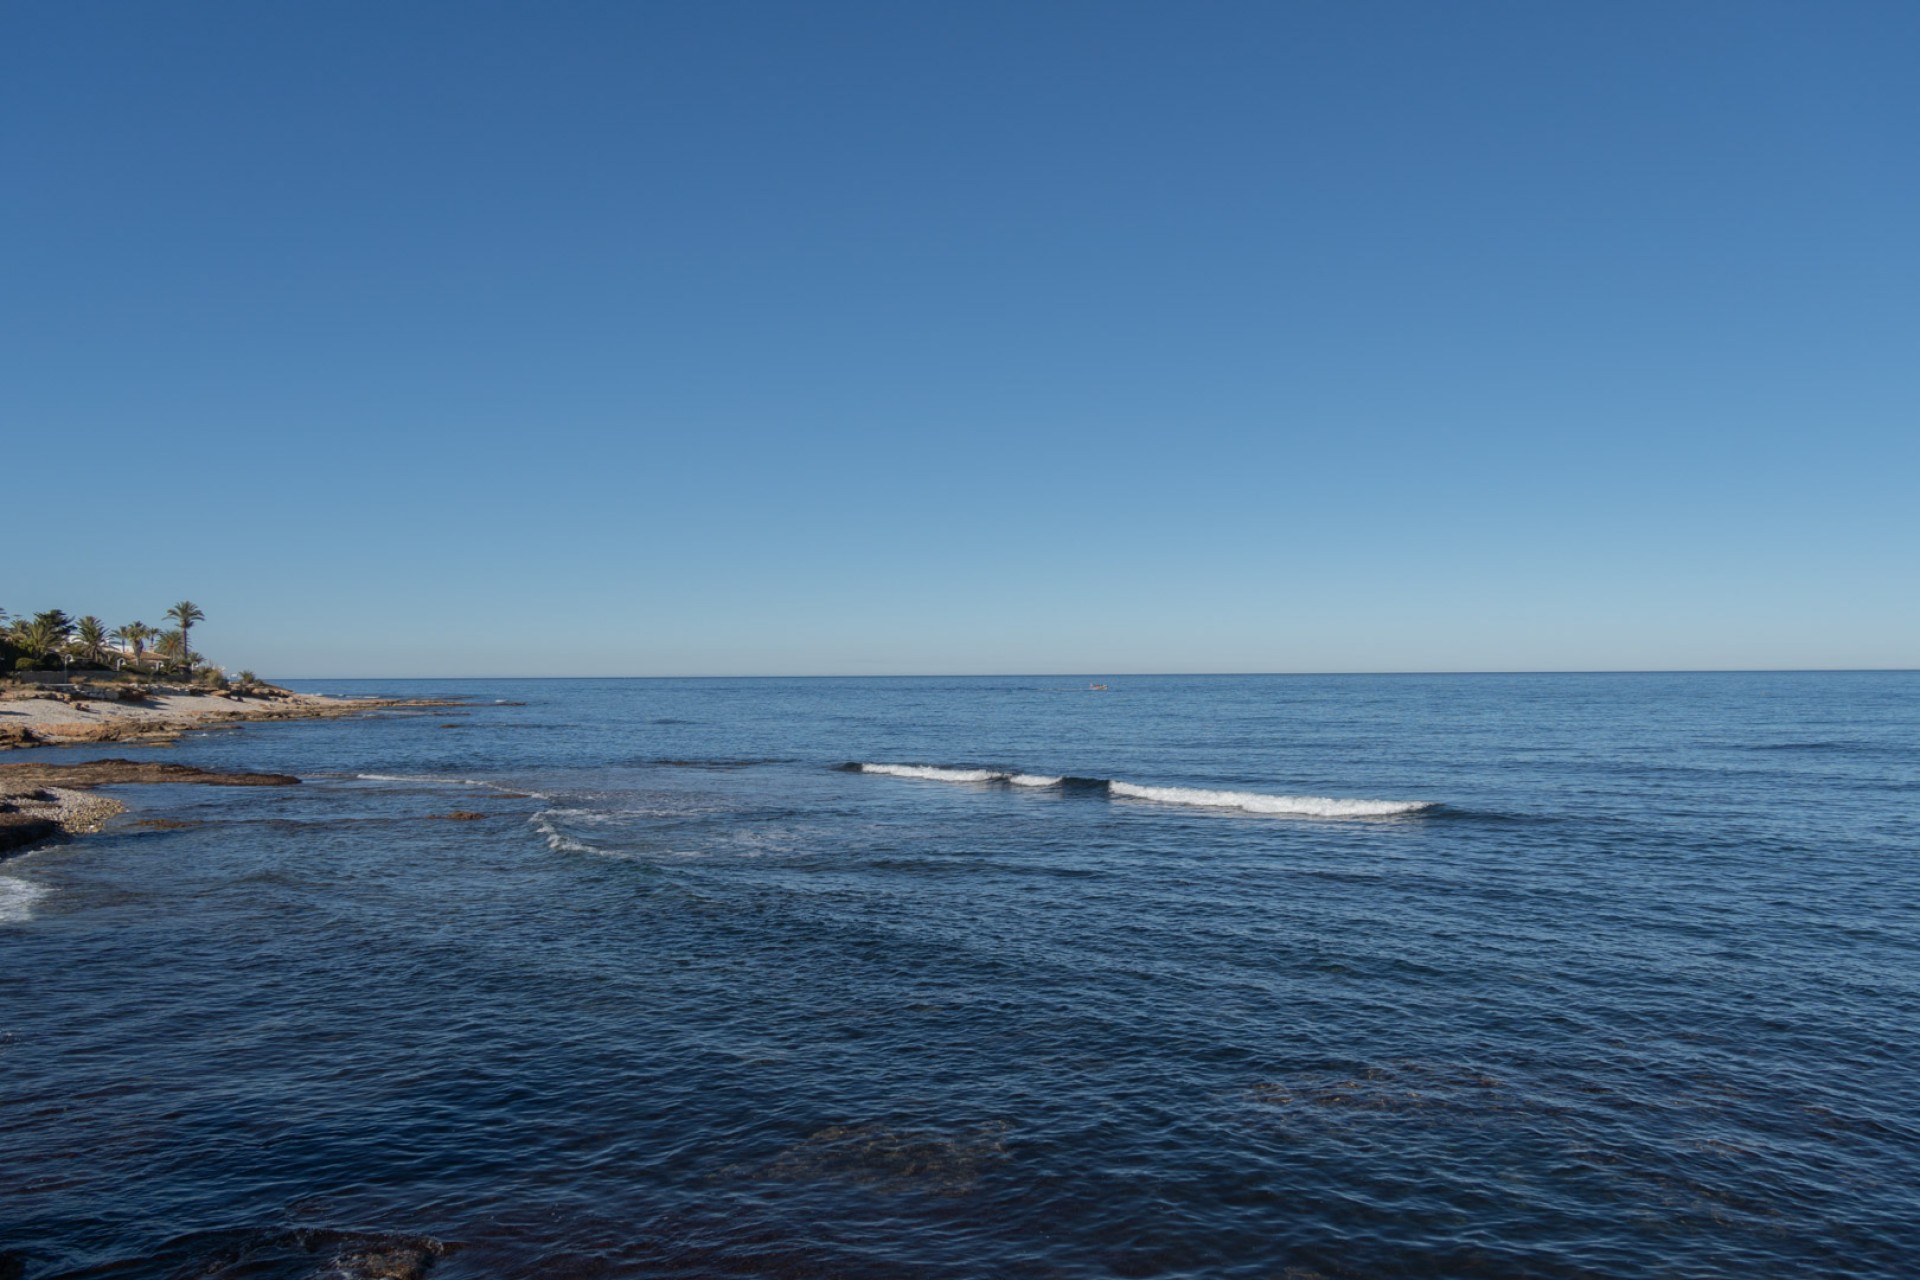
[0, 681, 458, 751]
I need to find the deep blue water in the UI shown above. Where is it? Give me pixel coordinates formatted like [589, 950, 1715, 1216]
[3, 673, 1917, 1278]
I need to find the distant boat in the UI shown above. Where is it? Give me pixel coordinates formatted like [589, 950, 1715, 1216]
[1089, 683, 1109, 691]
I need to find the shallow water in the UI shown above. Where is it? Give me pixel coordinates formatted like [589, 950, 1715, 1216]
[3, 673, 1917, 1277]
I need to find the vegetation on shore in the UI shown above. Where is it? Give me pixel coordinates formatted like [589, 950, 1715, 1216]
[0, 599, 258, 689]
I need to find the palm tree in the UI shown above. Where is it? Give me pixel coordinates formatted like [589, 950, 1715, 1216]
[155, 629, 187, 670]
[113, 622, 153, 669]
[165, 601, 205, 675]
[14, 617, 65, 664]
[75, 617, 108, 667]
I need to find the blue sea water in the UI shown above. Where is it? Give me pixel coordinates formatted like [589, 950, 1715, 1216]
[2, 672, 1917, 1278]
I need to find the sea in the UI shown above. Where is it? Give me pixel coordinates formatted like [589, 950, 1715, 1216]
[2, 672, 1916, 1279]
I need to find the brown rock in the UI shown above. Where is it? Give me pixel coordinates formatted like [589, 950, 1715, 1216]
[0, 759, 302, 790]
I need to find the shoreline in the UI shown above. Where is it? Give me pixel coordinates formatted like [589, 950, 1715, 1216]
[0, 684, 465, 856]
[0, 682, 459, 751]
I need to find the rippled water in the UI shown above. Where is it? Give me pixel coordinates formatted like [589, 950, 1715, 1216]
[3, 673, 1917, 1278]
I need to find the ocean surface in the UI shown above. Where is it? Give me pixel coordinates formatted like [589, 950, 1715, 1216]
[3, 673, 1917, 1278]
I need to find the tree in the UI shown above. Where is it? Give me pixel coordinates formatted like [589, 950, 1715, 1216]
[33, 610, 75, 642]
[113, 622, 154, 668]
[155, 629, 187, 669]
[74, 617, 108, 666]
[14, 617, 66, 663]
[165, 601, 205, 675]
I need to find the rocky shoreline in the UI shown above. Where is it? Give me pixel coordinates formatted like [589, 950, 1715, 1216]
[0, 759, 307, 856]
[0, 685, 469, 856]
[0, 682, 463, 751]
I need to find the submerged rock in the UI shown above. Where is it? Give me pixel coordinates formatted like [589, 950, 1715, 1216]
[732, 1119, 1012, 1196]
[45, 1227, 459, 1280]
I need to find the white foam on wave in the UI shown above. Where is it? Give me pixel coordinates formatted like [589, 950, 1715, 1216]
[358, 772, 491, 787]
[858, 764, 1008, 783]
[0, 876, 50, 925]
[854, 763, 1427, 818]
[356, 773, 547, 799]
[530, 809, 600, 855]
[1108, 781, 1430, 818]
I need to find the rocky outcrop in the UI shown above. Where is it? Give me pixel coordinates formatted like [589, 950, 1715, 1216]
[0, 786, 126, 856]
[0, 760, 302, 790]
[0, 761, 299, 859]
[0, 689, 473, 752]
[0, 813, 63, 856]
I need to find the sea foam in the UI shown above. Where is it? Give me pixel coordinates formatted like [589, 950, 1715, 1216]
[356, 773, 547, 799]
[0, 876, 50, 925]
[530, 809, 599, 855]
[853, 763, 1430, 819]
[1106, 781, 1431, 818]
[858, 764, 1009, 783]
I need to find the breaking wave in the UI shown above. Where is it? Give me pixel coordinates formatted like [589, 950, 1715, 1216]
[848, 764, 1433, 819]
[531, 808, 600, 855]
[1107, 781, 1429, 818]
[857, 764, 1007, 783]
[0, 876, 50, 924]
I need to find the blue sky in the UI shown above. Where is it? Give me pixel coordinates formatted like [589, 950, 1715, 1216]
[5, 2, 1915, 676]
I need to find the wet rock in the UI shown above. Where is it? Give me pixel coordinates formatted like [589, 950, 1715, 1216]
[428, 811, 487, 821]
[0, 814, 62, 855]
[0, 759, 301, 790]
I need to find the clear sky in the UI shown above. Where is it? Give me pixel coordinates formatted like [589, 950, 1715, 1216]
[4, 2, 1915, 677]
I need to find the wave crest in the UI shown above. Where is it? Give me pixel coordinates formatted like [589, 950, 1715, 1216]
[851, 764, 1431, 819]
[857, 764, 1009, 783]
[1107, 781, 1430, 818]
[531, 809, 600, 855]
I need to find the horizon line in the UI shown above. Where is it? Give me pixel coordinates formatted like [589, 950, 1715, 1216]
[273, 667, 1919, 681]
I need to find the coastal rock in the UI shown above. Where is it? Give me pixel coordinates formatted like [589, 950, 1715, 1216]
[429, 811, 488, 821]
[0, 814, 63, 856]
[0, 688, 477, 754]
[0, 786, 125, 856]
[0, 760, 302, 790]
